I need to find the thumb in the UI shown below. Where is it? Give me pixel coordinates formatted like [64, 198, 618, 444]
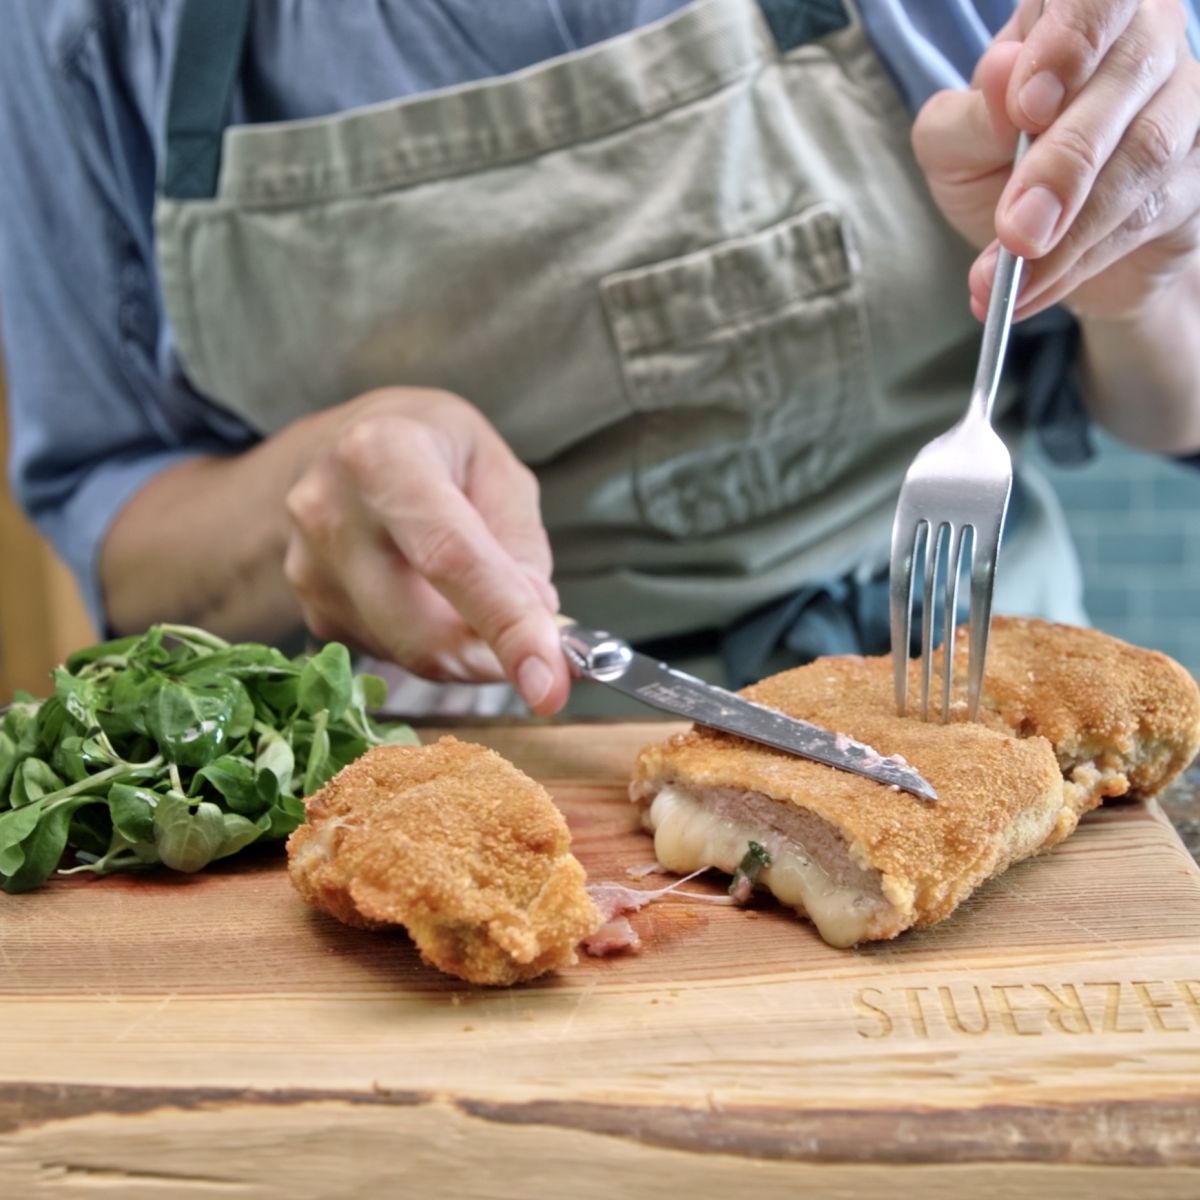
[913, 75, 1016, 184]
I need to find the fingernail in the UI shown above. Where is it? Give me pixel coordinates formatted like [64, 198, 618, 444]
[459, 639, 505, 680]
[979, 246, 998, 290]
[1007, 186, 1062, 251]
[517, 656, 554, 708]
[1018, 71, 1064, 126]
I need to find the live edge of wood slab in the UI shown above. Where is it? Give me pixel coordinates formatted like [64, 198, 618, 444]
[2, 720, 1199, 1200]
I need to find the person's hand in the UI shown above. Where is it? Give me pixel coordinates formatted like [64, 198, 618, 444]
[913, 0, 1200, 323]
[282, 387, 569, 714]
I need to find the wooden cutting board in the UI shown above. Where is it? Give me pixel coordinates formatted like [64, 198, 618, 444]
[2, 721, 1199, 1199]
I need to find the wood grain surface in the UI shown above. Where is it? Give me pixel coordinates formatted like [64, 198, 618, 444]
[2, 721, 1199, 1200]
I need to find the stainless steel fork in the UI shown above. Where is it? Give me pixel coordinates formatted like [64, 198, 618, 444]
[889, 132, 1033, 722]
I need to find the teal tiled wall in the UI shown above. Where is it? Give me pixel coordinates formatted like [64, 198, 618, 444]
[1028, 432, 1200, 677]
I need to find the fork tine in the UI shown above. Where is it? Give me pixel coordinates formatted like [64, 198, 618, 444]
[919, 521, 947, 722]
[890, 516, 922, 716]
[939, 522, 968, 722]
[966, 522, 1003, 720]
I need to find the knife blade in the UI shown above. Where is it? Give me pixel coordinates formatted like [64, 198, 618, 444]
[558, 618, 937, 802]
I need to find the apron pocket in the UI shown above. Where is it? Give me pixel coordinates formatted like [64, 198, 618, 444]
[600, 202, 872, 539]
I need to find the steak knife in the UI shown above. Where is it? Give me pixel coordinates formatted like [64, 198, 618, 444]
[558, 617, 937, 802]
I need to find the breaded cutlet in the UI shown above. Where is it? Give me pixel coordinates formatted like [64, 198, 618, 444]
[287, 737, 601, 985]
[966, 616, 1200, 803]
[632, 617, 1200, 948]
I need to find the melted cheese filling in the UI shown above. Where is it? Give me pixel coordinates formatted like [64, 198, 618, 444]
[291, 816, 355, 875]
[646, 785, 887, 948]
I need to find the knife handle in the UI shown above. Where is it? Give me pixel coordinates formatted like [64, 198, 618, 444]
[555, 614, 634, 682]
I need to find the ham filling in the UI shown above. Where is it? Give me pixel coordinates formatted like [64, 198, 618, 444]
[581, 868, 733, 956]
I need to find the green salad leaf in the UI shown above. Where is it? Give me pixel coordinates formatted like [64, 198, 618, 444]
[0, 624, 417, 893]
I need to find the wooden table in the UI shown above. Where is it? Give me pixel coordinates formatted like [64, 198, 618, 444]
[2, 722, 1199, 1200]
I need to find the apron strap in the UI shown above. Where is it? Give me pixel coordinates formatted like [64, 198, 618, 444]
[161, 0, 254, 200]
[758, 0, 849, 53]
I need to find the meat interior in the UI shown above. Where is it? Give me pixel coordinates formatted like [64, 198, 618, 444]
[634, 781, 897, 948]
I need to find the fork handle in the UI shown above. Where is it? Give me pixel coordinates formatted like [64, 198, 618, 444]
[969, 130, 1034, 425]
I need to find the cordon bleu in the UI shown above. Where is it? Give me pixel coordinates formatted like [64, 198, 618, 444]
[631, 617, 1200, 948]
[287, 736, 601, 985]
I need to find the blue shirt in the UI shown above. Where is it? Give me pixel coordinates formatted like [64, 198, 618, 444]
[2, 1, 1197, 625]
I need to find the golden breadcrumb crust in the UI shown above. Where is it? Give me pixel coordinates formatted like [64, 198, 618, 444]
[287, 737, 601, 985]
[965, 616, 1200, 797]
[634, 617, 1200, 940]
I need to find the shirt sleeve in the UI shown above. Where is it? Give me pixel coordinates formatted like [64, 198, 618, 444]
[0, 3, 256, 629]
